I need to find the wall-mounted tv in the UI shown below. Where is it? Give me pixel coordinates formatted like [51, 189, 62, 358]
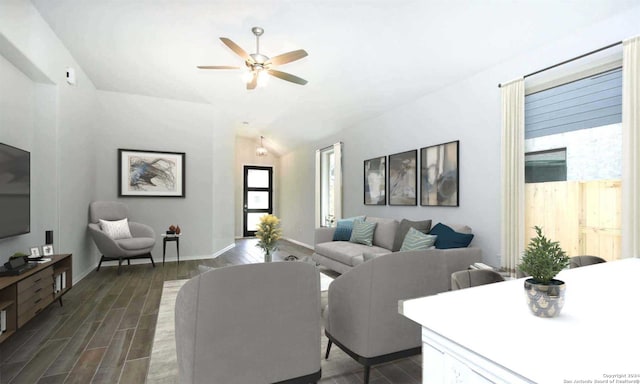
[0, 142, 30, 239]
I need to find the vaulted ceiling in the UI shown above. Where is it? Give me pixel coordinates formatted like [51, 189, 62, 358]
[31, 0, 638, 154]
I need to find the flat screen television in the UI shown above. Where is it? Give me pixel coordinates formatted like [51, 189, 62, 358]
[0, 142, 30, 239]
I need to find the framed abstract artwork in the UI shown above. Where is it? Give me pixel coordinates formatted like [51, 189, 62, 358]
[364, 156, 386, 205]
[420, 140, 459, 206]
[388, 150, 417, 206]
[118, 149, 185, 197]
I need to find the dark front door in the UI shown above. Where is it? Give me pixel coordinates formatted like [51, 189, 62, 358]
[243, 166, 273, 237]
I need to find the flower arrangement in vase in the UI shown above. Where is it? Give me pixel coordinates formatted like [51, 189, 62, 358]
[255, 214, 282, 262]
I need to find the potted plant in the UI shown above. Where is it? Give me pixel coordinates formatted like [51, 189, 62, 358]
[255, 214, 282, 262]
[518, 226, 570, 318]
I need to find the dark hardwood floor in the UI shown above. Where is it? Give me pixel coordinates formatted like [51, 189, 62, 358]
[0, 239, 420, 384]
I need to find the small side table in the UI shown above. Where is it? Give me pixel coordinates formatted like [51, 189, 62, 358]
[161, 234, 180, 265]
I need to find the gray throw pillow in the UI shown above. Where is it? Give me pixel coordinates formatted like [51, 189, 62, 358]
[393, 219, 432, 251]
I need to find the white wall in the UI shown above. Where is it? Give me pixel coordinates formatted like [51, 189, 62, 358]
[234, 136, 280, 238]
[0, 0, 237, 280]
[211, 112, 235, 254]
[280, 5, 640, 266]
[280, 144, 315, 246]
[0, 54, 58, 261]
[94, 91, 234, 261]
[0, 0, 98, 281]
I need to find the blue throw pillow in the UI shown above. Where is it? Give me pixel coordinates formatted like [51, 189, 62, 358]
[332, 216, 365, 241]
[429, 223, 474, 249]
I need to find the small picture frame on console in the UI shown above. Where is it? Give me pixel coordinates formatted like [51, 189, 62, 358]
[42, 244, 54, 256]
[29, 246, 41, 258]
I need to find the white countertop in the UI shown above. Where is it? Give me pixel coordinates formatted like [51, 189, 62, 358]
[401, 258, 640, 383]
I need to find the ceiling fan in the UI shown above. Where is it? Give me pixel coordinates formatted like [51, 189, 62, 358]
[198, 27, 308, 90]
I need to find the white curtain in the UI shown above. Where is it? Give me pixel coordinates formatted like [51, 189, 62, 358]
[622, 36, 640, 259]
[500, 78, 525, 272]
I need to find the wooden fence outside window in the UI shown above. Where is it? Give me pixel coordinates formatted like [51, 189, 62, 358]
[525, 179, 621, 261]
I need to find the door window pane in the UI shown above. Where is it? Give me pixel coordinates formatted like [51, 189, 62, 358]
[247, 169, 269, 188]
[246, 213, 265, 232]
[247, 191, 269, 209]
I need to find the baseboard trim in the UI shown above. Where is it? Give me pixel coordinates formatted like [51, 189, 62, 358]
[282, 237, 314, 250]
[95, 242, 237, 266]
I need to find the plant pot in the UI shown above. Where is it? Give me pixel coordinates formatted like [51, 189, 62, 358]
[524, 278, 566, 318]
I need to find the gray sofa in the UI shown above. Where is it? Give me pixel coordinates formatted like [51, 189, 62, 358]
[312, 217, 481, 278]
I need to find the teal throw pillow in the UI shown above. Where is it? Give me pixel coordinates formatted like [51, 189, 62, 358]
[349, 220, 377, 246]
[400, 227, 437, 251]
[332, 216, 365, 241]
[429, 223, 474, 249]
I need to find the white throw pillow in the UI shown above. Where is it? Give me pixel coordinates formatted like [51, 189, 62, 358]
[100, 218, 133, 240]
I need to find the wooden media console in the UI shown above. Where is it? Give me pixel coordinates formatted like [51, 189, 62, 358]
[0, 254, 72, 344]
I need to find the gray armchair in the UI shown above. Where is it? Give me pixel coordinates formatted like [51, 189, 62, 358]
[88, 201, 156, 274]
[451, 269, 505, 290]
[324, 249, 477, 384]
[175, 262, 321, 384]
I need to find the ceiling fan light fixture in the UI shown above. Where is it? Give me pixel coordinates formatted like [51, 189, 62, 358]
[256, 136, 268, 157]
[241, 69, 253, 84]
[198, 26, 308, 90]
[257, 70, 269, 87]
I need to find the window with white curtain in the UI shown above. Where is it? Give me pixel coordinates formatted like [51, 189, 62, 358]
[315, 143, 342, 227]
[524, 67, 622, 261]
[502, 37, 640, 272]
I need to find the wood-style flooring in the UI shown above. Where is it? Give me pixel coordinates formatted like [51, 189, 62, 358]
[0, 239, 420, 384]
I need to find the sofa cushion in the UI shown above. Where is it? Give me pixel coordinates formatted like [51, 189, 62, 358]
[430, 223, 474, 249]
[350, 220, 377, 246]
[363, 251, 391, 262]
[400, 227, 438, 251]
[392, 219, 432, 251]
[332, 216, 365, 241]
[315, 241, 389, 266]
[116, 237, 155, 251]
[365, 217, 399, 250]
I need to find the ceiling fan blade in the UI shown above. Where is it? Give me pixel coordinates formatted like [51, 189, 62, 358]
[220, 37, 253, 62]
[267, 49, 308, 66]
[267, 69, 308, 85]
[197, 65, 241, 70]
[246, 72, 258, 90]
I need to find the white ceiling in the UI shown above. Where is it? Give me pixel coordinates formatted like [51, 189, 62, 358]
[31, 0, 639, 154]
